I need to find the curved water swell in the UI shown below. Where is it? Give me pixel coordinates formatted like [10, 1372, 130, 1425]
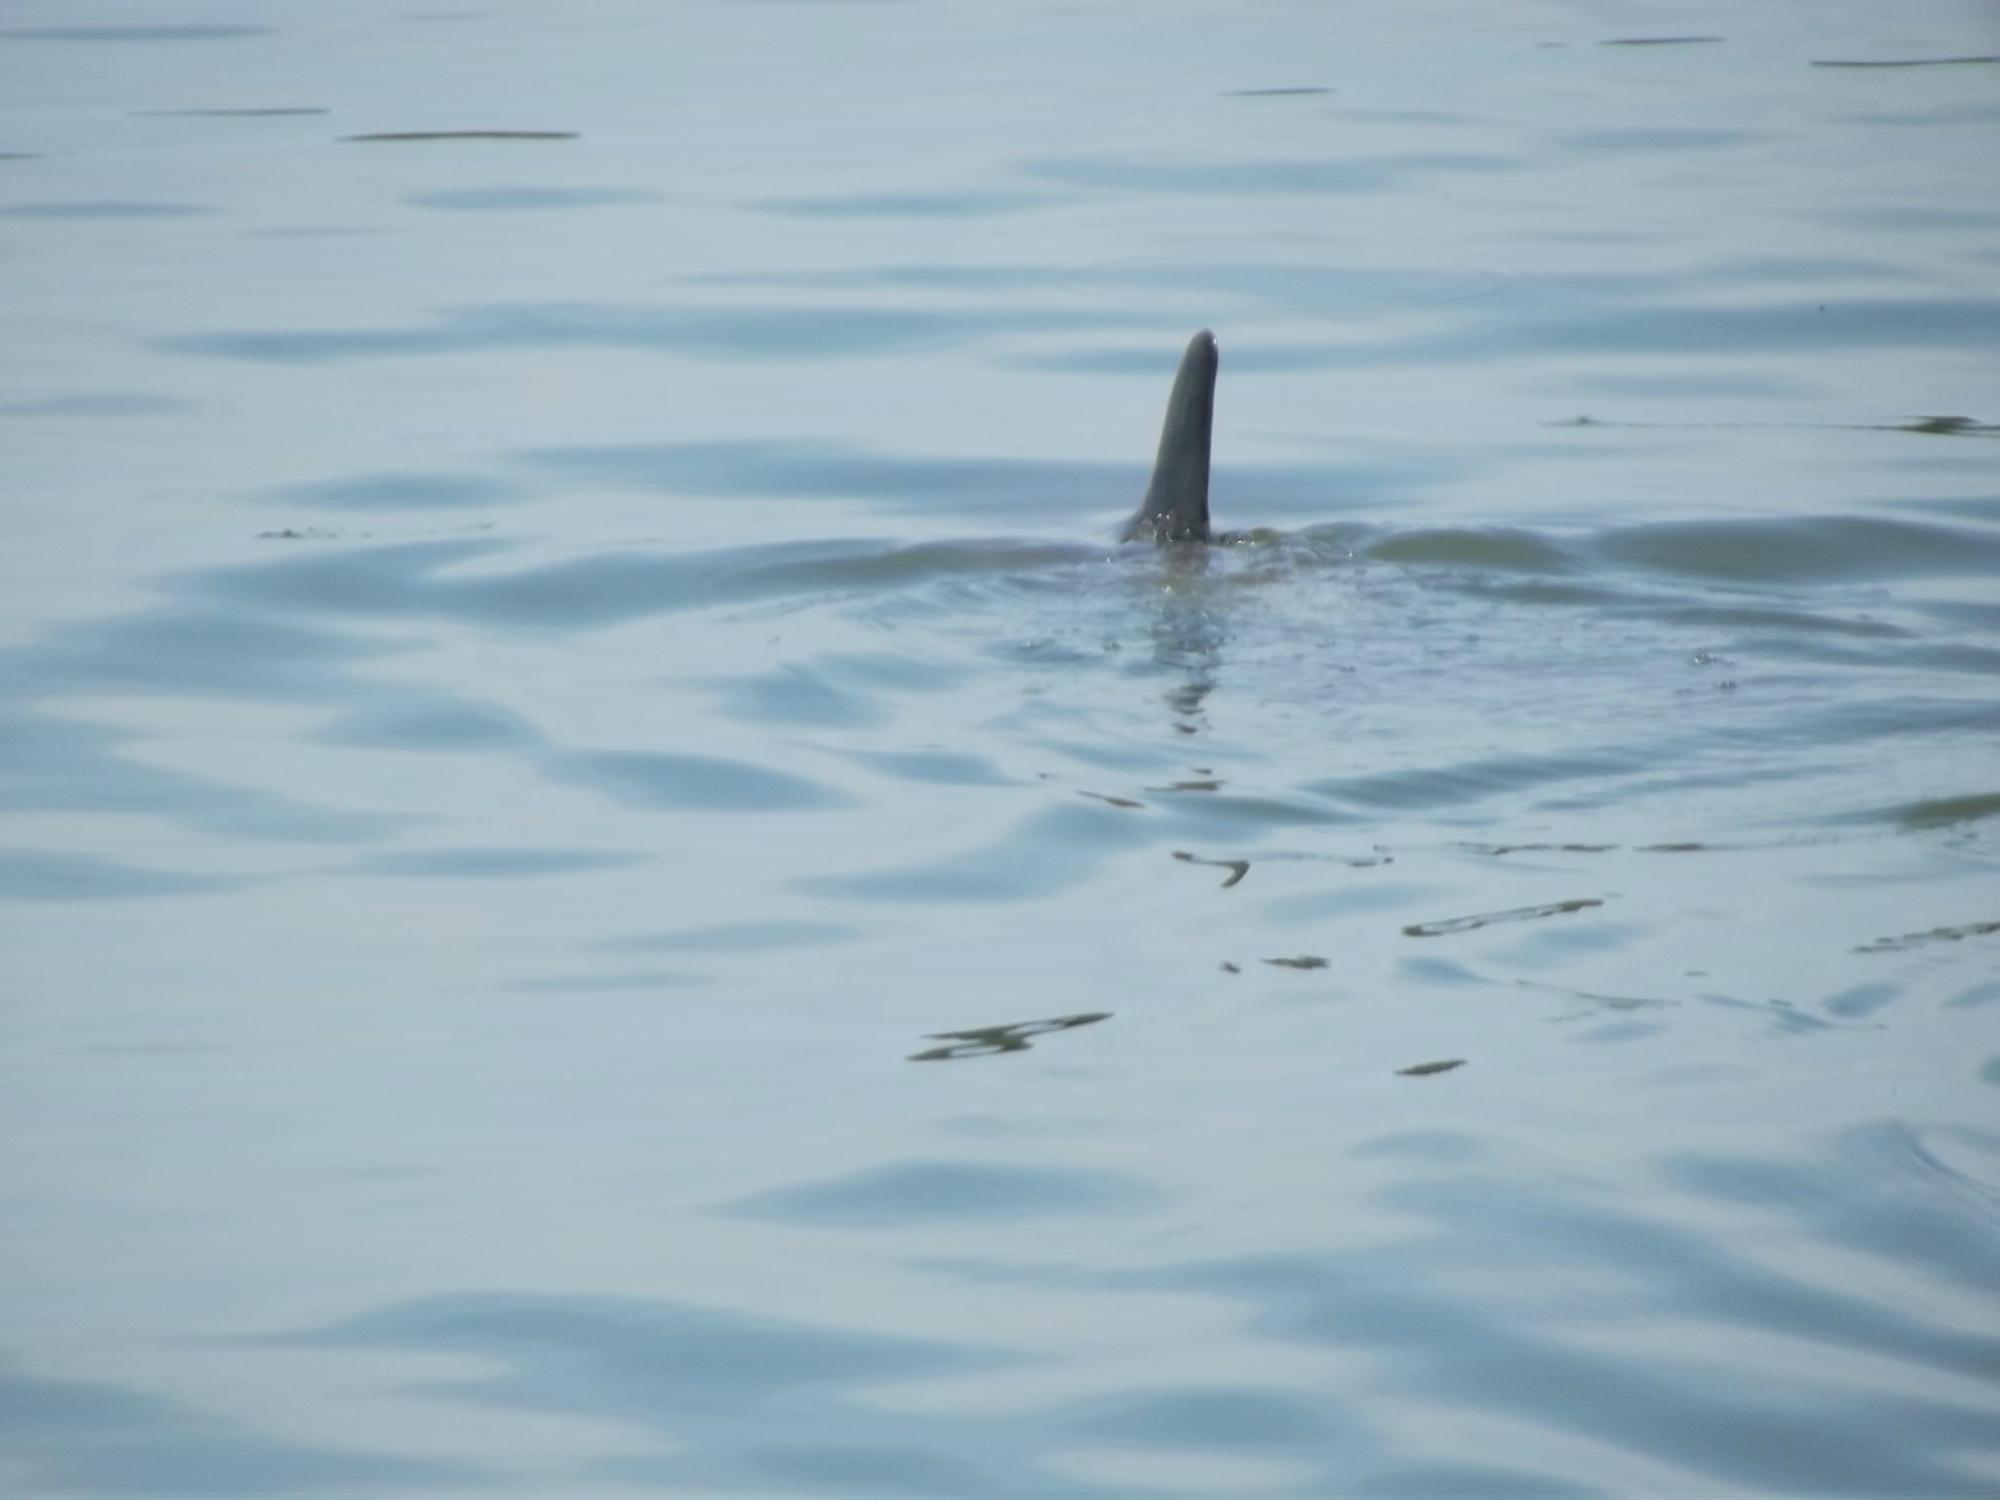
[13, 505, 1982, 866]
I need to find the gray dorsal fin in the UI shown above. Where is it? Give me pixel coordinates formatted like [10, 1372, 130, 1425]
[1121, 329, 1217, 543]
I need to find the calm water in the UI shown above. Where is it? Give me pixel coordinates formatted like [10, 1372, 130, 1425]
[4, 3, 1998, 1496]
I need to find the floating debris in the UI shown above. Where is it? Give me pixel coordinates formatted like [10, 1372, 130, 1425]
[1079, 791, 1145, 810]
[1854, 917, 2000, 954]
[1404, 898, 1604, 938]
[1599, 36, 1724, 46]
[1460, 841, 1617, 856]
[1173, 850, 1249, 889]
[1397, 1059, 1466, 1077]
[1224, 86, 1331, 97]
[1263, 955, 1329, 971]
[1219, 961, 1241, 974]
[343, 130, 578, 142]
[909, 1010, 1110, 1063]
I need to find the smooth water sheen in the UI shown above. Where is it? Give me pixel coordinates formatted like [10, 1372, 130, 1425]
[4, 3, 1998, 1496]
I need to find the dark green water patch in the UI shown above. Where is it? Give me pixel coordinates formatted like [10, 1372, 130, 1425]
[1438, 578, 1632, 609]
[1629, 600, 1907, 639]
[1877, 792, 2000, 831]
[1364, 527, 1577, 574]
[1592, 515, 2000, 585]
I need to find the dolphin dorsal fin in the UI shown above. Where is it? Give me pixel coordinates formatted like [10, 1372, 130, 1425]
[1121, 329, 1217, 543]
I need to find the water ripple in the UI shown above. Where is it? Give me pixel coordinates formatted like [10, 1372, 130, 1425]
[0, 1359, 469, 1496]
[726, 1160, 1159, 1226]
[548, 749, 853, 814]
[157, 301, 1152, 364]
[1024, 152, 1518, 194]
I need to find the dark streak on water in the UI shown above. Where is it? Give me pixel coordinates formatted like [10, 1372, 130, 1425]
[341, 130, 579, 142]
[2, 25, 274, 41]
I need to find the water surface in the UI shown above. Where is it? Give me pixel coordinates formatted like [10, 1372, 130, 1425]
[3, 2, 1997, 1495]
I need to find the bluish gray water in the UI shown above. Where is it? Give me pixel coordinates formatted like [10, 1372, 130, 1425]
[3, 3, 1997, 1496]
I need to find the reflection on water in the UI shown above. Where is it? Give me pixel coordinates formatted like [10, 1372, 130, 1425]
[1404, 897, 1607, 938]
[1856, 916, 2000, 954]
[908, 1011, 1112, 1063]
[1142, 549, 1226, 738]
[4, 2, 1999, 1494]
[1172, 849, 1250, 888]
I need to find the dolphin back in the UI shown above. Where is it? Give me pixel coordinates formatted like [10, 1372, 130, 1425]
[1121, 329, 1218, 543]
